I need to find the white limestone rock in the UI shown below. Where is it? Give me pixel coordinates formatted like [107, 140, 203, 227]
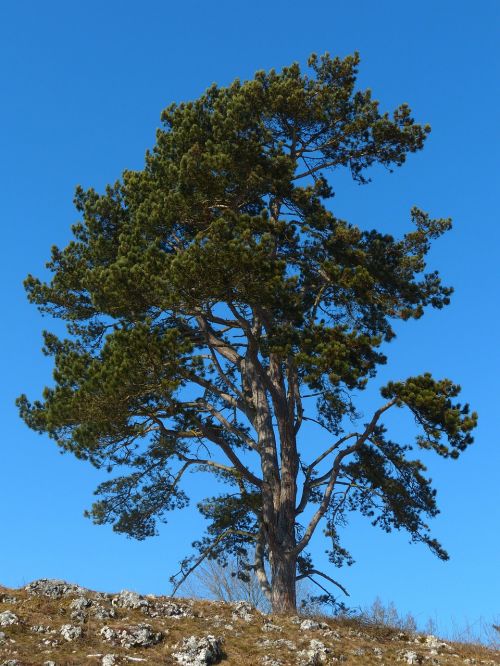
[322, 629, 341, 640]
[111, 589, 149, 610]
[69, 596, 92, 611]
[424, 634, 450, 650]
[30, 625, 53, 633]
[398, 650, 422, 664]
[101, 656, 117, 666]
[297, 639, 330, 665]
[100, 623, 162, 648]
[299, 619, 320, 631]
[231, 600, 256, 622]
[145, 599, 194, 618]
[173, 634, 224, 665]
[24, 579, 88, 599]
[60, 624, 83, 641]
[262, 621, 283, 632]
[0, 595, 18, 604]
[93, 604, 117, 620]
[0, 612, 19, 627]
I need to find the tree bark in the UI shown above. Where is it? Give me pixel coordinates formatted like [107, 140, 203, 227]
[270, 546, 297, 613]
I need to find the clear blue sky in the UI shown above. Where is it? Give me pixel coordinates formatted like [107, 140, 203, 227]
[1, 0, 498, 632]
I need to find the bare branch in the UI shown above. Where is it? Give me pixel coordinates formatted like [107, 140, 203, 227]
[196, 315, 242, 366]
[296, 433, 358, 516]
[205, 344, 248, 405]
[146, 411, 262, 489]
[196, 399, 258, 451]
[307, 433, 359, 473]
[171, 528, 257, 596]
[186, 371, 245, 412]
[296, 569, 349, 597]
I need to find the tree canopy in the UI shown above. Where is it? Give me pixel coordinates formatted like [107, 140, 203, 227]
[18, 52, 477, 613]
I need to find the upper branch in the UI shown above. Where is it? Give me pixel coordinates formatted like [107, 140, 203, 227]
[147, 411, 262, 489]
[195, 315, 242, 366]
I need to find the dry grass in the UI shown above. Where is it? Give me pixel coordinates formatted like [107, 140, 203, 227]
[0, 583, 498, 665]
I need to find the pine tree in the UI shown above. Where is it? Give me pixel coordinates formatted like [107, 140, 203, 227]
[18, 53, 477, 613]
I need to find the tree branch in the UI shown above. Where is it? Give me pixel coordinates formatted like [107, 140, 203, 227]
[196, 399, 258, 451]
[296, 569, 349, 597]
[147, 411, 262, 488]
[294, 399, 397, 554]
[296, 433, 358, 516]
[171, 528, 257, 596]
[195, 315, 242, 366]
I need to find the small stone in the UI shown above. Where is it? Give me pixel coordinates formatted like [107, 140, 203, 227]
[102, 656, 117, 666]
[0, 611, 19, 627]
[299, 619, 320, 631]
[60, 624, 83, 641]
[31, 624, 53, 633]
[398, 650, 422, 664]
[43, 662, 57, 666]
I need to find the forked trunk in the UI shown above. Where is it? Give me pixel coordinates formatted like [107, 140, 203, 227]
[270, 549, 297, 614]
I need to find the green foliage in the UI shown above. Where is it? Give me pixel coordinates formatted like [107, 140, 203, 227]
[381, 374, 477, 457]
[18, 52, 477, 599]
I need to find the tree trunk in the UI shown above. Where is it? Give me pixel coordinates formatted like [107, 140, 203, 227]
[270, 548, 297, 614]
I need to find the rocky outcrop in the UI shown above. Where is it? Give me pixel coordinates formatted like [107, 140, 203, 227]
[0, 579, 498, 665]
[24, 580, 89, 600]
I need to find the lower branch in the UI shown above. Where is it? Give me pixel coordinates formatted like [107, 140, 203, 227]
[171, 528, 257, 597]
[296, 569, 349, 597]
